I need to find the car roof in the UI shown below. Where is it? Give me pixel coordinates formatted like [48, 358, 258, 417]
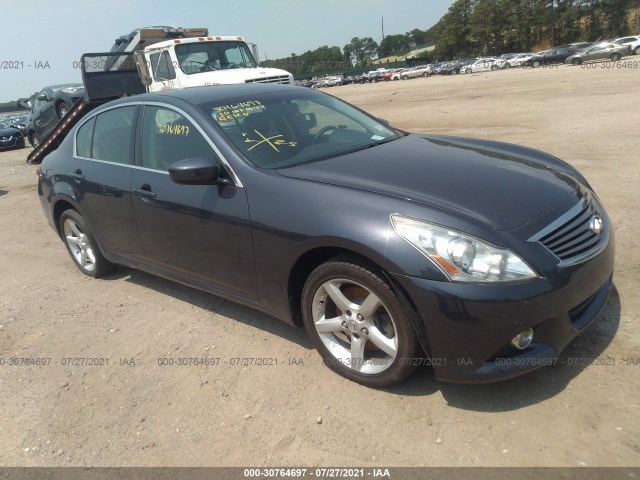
[130, 83, 305, 106]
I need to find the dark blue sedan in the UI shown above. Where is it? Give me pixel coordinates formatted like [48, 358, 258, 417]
[36, 84, 614, 386]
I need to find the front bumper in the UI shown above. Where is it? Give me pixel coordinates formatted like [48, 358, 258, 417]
[392, 230, 615, 383]
[0, 136, 25, 149]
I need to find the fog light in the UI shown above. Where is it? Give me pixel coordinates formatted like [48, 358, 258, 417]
[511, 328, 533, 350]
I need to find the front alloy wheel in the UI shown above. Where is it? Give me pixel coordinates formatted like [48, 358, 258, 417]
[302, 256, 420, 387]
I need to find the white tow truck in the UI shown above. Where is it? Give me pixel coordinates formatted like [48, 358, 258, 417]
[109, 27, 293, 90]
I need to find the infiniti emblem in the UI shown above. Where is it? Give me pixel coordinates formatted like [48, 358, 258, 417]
[589, 216, 603, 235]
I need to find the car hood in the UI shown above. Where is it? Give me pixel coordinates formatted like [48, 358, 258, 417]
[276, 134, 580, 231]
[183, 67, 291, 87]
[0, 127, 20, 136]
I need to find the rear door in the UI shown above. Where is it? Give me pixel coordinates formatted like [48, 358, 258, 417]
[130, 104, 258, 300]
[70, 104, 143, 257]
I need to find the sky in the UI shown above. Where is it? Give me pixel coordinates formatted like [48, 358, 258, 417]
[0, 0, 454, 102]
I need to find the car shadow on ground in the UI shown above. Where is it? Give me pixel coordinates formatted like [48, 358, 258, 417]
[385, 285, 621, 410]
[101, 267, 621, 408]
[0, 187, 7, 197]
[102, 267, 314, 350]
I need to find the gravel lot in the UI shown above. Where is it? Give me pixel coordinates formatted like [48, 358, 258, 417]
[0, 63, 639, 468]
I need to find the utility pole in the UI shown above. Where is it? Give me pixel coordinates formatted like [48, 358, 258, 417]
[381, 17, 385, 43]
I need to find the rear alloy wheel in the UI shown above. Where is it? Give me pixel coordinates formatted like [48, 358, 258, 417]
[572, 58, 582, 66]
[59, 209, 113, 278]
[634, 46, 640, 55]
[302, 256, 421, 387]
[610, 53, 621, 62]
[532, 60, 541, 68]
[465, 68, 472, 74]
[491, 64, 498, 71]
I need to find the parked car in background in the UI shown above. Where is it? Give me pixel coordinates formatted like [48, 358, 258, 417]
[24, 84, 85, 147]
[495, 53, 520, 69]
[465, 58, 498, 74]
[565, 43, 630, 65]
[0, 120, 25, 150]
[13, 115, 27, 136]
[509, 53, 535, 67]
[526, 48, 576, 67]
[400, 65, 433, 79]
[36, 83, 615, 387]
[612, 35, 640, 55]
[390, 69, 407, 80]
[366, 69, 390, 82]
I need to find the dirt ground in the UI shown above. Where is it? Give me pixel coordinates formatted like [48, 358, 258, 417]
[1, 63, 639, 468]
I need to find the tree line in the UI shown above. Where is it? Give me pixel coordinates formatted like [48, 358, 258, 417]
[261, 0, 639, 74]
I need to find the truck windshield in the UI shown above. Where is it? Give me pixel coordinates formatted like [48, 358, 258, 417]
[176, 41, 257, 74]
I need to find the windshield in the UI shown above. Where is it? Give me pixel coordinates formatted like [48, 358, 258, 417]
[176, 41, 257, 75]
[200, 90, 399, 169]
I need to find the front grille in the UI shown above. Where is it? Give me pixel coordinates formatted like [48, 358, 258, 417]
[245, 75, 291, 85]
[530, 195, 607, 265]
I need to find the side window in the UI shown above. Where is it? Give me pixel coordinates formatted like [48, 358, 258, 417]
[92, 106, 136, 164]
[152, 51, 176, 80]
[141, 106, 215, 171]
[75, 117, 95, 158]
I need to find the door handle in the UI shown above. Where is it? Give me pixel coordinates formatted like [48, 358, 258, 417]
[133, 184, 157, 199]
[69, 169, 84, 180]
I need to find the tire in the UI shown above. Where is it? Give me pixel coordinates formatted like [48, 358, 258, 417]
[452, 69, 459, 75]
[57, 102, 70, 119]
[465, 68, 472, 74]
[572, 58, 582, 66]
[610, 53, 621, 62]
[29, 133, 40, 148]
[532, 60, 540, 68]
[504, 62, 511, 69]
[634, 46, 640, 55]
[491, 64, 498, 71]
[59, 209, 113, 278]
[301, 255, 421, 387]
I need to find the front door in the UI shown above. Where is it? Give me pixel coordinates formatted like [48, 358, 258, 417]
[130, 104, 258, 301]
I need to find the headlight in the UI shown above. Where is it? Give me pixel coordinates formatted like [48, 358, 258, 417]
[391, 215, 538, 283]
[61, 87, 84, 94]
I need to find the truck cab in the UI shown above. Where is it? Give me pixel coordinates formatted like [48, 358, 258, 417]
[135, 36, 293, 91]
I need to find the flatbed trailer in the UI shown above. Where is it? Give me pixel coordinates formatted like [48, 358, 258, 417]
[26, 52, 145, 165]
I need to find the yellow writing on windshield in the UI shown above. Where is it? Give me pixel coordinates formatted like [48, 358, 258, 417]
[214, 101, 266, 123]
[244, 131, 297, 152]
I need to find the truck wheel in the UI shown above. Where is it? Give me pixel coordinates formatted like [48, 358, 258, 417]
[29, 133, 40, 148]
[57, 102, 70, 119]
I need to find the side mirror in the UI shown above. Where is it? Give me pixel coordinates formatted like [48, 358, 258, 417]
[37, 93, 49, 102]
[168, 157, 221, 185]
[377, 117, 391, 127]
[17, 99, 32, 110]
